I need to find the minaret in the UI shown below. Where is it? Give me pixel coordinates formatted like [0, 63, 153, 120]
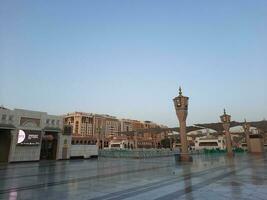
[243, 119, 251, 153]
[220, 109, 234, 156]
[173, 87, 192, 161]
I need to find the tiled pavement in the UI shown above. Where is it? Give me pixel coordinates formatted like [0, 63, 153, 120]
[0, 153, 266, 200]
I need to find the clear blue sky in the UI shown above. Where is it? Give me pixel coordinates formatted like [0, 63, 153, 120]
[1, 0, 267, 127]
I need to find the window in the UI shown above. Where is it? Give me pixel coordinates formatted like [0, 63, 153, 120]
[51, 120, 55, 125]
[111, 144, 120, 148]
[46, 119, 50, 124]
[1, 114, 7, 121]
[75, 121, 79, 134]
[199, 142, 218, 147]
[8, 115, 13, 121]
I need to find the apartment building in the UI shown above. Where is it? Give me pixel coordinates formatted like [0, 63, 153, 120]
[63, 111, 167, 149]
[132, 120, 144, 130]
[120, 119, 133, 132]
[64, 112, 94, 137]
[103, 115, 120, 138]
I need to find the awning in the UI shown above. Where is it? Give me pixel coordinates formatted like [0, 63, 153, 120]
[0, 123, 16, 130]
[43, 127, 62, 132]
[194, 121, 242, 132]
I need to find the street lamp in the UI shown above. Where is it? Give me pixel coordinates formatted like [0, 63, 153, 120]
[220, 109, 234, 156]
[97, 126, 103, 149]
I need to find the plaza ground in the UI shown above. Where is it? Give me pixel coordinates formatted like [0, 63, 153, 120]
[0, 153, 266, 200]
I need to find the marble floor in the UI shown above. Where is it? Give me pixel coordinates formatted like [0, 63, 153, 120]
[0, 153, 266, 200]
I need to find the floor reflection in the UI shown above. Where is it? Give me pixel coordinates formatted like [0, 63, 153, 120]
[182, 164, 193, 200]
[0, 154, 266, 200]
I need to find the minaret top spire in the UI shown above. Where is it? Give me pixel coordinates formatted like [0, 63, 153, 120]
[179, 86, 182, 96]
[223, 108, 226, 115]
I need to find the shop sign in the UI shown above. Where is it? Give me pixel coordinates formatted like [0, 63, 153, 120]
[17, 130, 41, 145]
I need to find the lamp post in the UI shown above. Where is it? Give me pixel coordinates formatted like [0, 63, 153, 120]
[243, 119, 251, 153]
[134, 132, 138, 149]
[97, 127, 101, 149]
[173, 87, 192, 162]
[97, 126, 104, 149]
[220, 109, 233, 157]
[169, 136, 172, 150]
[101, 126, 105, 149]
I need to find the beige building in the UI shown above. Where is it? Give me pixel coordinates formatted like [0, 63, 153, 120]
[92, 114, 120, 138]
[64, 112, 120, 148]
[103, 115, 120, 138]
[132, 120, 144, 130]
[0, 107, 72, 162]
[63, 111, 167, 149]
[64, 112, 94, 137]
[142, 120, 159, 139]
[120, 119, 133, 132]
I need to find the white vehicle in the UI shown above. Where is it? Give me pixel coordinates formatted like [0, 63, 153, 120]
[109, 137, 134, 149]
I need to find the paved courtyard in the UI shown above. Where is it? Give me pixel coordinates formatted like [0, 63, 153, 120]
[0, 153, 266, 200]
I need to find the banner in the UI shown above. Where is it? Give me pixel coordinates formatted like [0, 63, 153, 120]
[17, 130, 41, 145]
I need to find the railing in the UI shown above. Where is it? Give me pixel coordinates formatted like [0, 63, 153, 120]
[99, 149, 179, 158]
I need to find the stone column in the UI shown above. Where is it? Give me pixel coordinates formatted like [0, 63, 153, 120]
[78, 116, 82, 136]
[169, 136, 172, 150]
[220, 109, 233, 157]
[96, 127, 101, 149]
[173, 87, 192, 162]
[243, 119, 251, 153]
[8, 129, 17, 163]
[101, 127, 105, 149]
[134, 132, 138, 149]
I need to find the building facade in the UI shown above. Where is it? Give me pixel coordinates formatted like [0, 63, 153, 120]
[64, 112, 94, 136]
[120, 119, 133, 132]
[0, 107, 72, 163]
[63, 111, 167, 150]
[64, 113, 120, 149]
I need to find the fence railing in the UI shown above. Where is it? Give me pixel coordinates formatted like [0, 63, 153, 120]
[99, 149, 179, 158]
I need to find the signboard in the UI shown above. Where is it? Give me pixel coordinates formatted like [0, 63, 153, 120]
[17, 130, 41, 145]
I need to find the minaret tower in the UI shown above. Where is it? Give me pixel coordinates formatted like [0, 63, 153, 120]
[220, 109, 234, 157]
[173, 87, 192, 161]
[243, 119, 251, 153]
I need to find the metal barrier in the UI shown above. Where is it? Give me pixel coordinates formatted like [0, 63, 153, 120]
[98, 149, 179, 158]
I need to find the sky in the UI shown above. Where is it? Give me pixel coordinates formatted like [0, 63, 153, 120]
[0, 0, 267, 127]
